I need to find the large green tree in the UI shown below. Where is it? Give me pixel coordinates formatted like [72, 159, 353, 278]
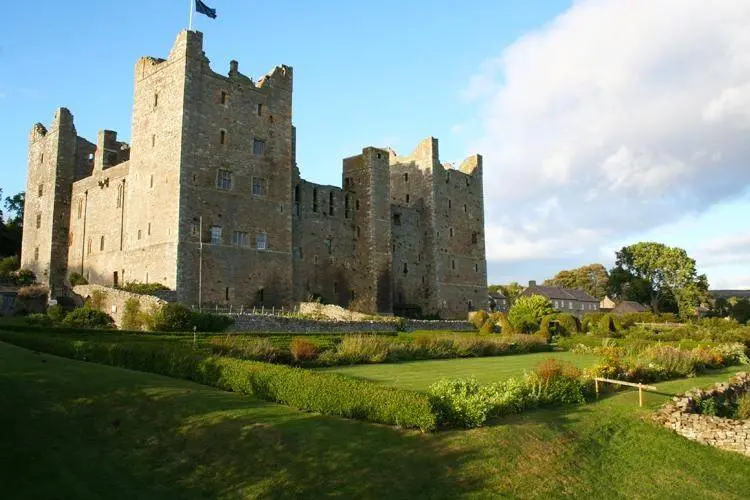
[608, 242, 708, 317]
[507, 294, 554, 333]
[488, 282, 524, 307]
[544, 263, 609, 299]
[0, 188, 24, 258]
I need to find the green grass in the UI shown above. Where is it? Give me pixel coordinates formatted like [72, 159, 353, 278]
[2, 341, 749, 499]
[321, 351, 601, 391]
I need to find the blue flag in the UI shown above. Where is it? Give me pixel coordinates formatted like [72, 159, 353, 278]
[195, 0, 217, 19]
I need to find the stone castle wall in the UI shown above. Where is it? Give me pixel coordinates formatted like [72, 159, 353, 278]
[73, 284, 165, 328]
[22, 30, 488, 319]
[653, 372, 750, 457]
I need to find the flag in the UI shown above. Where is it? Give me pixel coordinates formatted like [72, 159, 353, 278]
[195, 0, 217, 19]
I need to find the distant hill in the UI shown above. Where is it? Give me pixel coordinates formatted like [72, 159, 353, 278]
[710, 290, 750, 299]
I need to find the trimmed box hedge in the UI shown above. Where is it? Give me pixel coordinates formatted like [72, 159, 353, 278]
[0, 331, 437, 431]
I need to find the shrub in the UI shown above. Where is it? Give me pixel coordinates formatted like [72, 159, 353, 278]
[470, 310, 489, 330]
[492, 312, 514, 335]
[121, 298, 144, 330]
[0, 332, 437, 431]
[508, 295, 554, 334]
[149, 303, 232, 332]
[336, 334, 390, 364]
[597, 314, 622, 336]
[0, 255, 20, 276]
[14, 269, 36, 286]
[17, 284, 48, 301]
[736, 393, 750, 420]
[428, 378, 496, 428]
[14, 284, 48, 315]
[62, 306, 115, 329]
[25, 313, 53, 327]
[47, 304, 66, 323]
[209, 336, 287, 363]
[478, 319, 496, 334]
[290, 337, 318, 362]
[68, 272, 88, 286]
[88, 289, 108, 310]
[120, 281, 170, 295]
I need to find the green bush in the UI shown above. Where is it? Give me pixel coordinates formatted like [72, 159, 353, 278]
[120, 281, 170, 295]
[736, 393, 750, 420]
[149, 303, 232, 332]
[14, 269, 36, 286]
[478, 319, 496, 334]
[0, 332, 437, 431]
[492, 312, 514, 335]
[209, 336, 288, 363]
[470, 310, 490, 331]
[47, 304, 66, 323]
[121, 298, 144, 331]
[0, 255, 20, 277]
[25, 313, 54, 327]
[88, 289, 108, 310]
[335, 334, 391, 364]
[508, 295, 554, 334]
[62, 306, 115, 329]
[428, 378, 496, 428]
[68, 272, 88, 286]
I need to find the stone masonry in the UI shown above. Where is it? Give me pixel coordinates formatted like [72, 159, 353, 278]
[652, 372, 750, 457]
[21, 30, 488, 319]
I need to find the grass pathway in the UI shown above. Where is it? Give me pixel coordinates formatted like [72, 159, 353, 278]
[321, 351, 601, 391]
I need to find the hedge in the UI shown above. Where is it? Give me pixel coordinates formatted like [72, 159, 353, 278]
[0, 331, 437, 431]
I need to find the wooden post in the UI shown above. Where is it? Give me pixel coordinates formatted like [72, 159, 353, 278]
[595, 379, 599, 399]
[638, 384, 643, 407]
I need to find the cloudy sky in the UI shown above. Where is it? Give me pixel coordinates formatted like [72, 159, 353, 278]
[1, 0, 748, 289]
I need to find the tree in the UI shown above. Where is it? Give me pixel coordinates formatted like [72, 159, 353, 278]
[544, 263, 609, 299]
[4, 191, 24, 224]
[730, 298, 750, 325]
[0, 189, 24, 258]
[498, 282, 524, 306]
[609, 242, 708, 317]
[507, 294, 554, 333]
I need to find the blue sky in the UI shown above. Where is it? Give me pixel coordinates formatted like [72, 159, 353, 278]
[2, 1, 749, 289]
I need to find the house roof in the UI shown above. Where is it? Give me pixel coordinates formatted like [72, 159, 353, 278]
[613, 301, 649, 313]
[489, 291, 506, 299]
[522, 285, 598, 303]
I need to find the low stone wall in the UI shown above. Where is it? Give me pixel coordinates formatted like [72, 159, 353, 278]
[403, 320, 473, 332]
[230, 314, 397, 333]
[73, 284, 165, 329]
[652, 372, 750, 457]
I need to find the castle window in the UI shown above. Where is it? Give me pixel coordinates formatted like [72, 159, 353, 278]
[150, 175, 154, 188]
[78, 198, 83, 219]
[329, 192, 334, 215]
[355, 199, 360, 210]
[468, 300, 474, 311]
[232, 231, 249, 247]
[258, 288, 264, 304]
[35, 213, 41, 229]
[210, 226, 222, 245]
[294, 184, 301, 216]
[33, 247, 39, 261]
[333, 281, 338, 294]
[269, 115, 274, 123]
[190, 222, 199, 237]
[448, 199, 452, 210]
[473, 263, 479, 272]
[356, 226, 360, 239]
[252, 138, 265, 155]
[405, 194, 410, 204]
[87, 238, 92, 255]
[403, 263, 408, 275]
[312, 188, 318, 212]
[314, 255, 319, 265]
[445, 172, 450, 184]
[220, 91, 228, 105]
[449, 228, 454, 238]
[216, 169, 232, 190]
[344, 194, 350, 218]
[154, 93, 159, 107]
[137, 230, 142, 240]
[324, 238, 332, 255]
[344, 177, 352, 189]
[472, 232, 478, 244]
[37, 184, 43, 197]
[225, 287, 230, 301]
[100, 236, 105, 251]
[465, 177, 470, 187]
[148, 223, 151, 236]
[452, 259, 456, 270]
[117, 183, 124, 208]
[152, 134, 156, 147]
[418, 253, 422, 262]
[252, 177, 266, 196]
[393, 213, 401, 226]
[464, 204, 467, 213]
[295, 246, 304, 260]
[404, 173, 408, 182]
[256, 233, 267, 250]
[219, 129, 227, 145]
[40, 153, 44, 164]
[256, 103, 262, 116]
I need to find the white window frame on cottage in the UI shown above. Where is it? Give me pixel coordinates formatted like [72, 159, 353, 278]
[568, 301, 573, 309]
[210, 225, 222, 245]
[256, 232, 267, 250]
[232, 231, 249, 247]
[252, 177, 266, 197]
[216, 169, 232, 190]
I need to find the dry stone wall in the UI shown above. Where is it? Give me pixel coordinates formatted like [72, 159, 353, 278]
[653, 372, 750, 457]
[73, 284, 165, 329]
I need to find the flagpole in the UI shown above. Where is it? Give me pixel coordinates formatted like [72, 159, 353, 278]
[188, 0, 194, 30]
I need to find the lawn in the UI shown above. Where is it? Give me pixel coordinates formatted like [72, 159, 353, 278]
[322, 351, 601, 391]
[3, 341, 749, 499]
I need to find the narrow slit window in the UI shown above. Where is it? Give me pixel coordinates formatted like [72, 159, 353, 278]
[220, 91, 228, 105]
[100, 236, 105, 251]
[220, 129, 227, 145]
[329, 192, 334, 215]
[312, 188, 318, 212]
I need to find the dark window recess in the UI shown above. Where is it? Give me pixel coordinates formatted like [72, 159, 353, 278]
[403, 263, 408, 274]
[344, 194, 350, 218]
[406, 194, 410, 204]
[225, 287, 230, 300]
[393, 213, 402, 226]
[294, 184, 301, 216]
[404, 173, 408, 182]
[256, 103, 262, 116]
[312, 188, 318, 212]
[355, 199, 360, 210]
[220, 91, 228, 105]
[329, 192, 334, 215]
[220, 130, 226, 145]
[472, 232, 478, 244]
[452, 259, 456, 270]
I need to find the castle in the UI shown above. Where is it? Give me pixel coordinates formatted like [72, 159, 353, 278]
[21, 31, 487, 319]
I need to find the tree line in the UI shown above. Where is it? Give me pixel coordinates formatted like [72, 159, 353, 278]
[0, 188, 24, 260]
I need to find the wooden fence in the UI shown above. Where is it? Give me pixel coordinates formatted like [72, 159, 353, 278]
[594, 377, 657, 407]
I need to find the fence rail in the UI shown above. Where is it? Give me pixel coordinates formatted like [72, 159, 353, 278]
[190, 304, 302, 317]
[594, 377, 657, 407]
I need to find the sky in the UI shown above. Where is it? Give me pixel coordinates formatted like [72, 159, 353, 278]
[1, 0, 749, 290]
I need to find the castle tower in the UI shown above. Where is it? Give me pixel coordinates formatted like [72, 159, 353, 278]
[20, 108, 78, 296]
[343, 147, 393, 314]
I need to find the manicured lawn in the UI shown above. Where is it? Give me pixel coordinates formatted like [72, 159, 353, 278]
[2, 341, 749, 499]
[322, 351, 601, 391]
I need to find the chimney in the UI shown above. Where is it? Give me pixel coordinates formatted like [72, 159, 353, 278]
[528, 280, 537, 287]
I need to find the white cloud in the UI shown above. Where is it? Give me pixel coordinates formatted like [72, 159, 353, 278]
[470, 0, 750, 284]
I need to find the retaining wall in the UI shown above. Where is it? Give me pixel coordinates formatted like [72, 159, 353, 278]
[73, 284, 165, 329]
[653, 372, 750, 457]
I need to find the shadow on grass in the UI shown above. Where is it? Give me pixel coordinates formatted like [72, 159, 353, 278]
[0, 343, 482, 500]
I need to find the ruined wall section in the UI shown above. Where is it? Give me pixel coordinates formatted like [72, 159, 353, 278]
[343, 148, 393, 314]
[21, 109, 79, 295]
[291, 177, 355, 305]
[176, 30, 294, 306]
